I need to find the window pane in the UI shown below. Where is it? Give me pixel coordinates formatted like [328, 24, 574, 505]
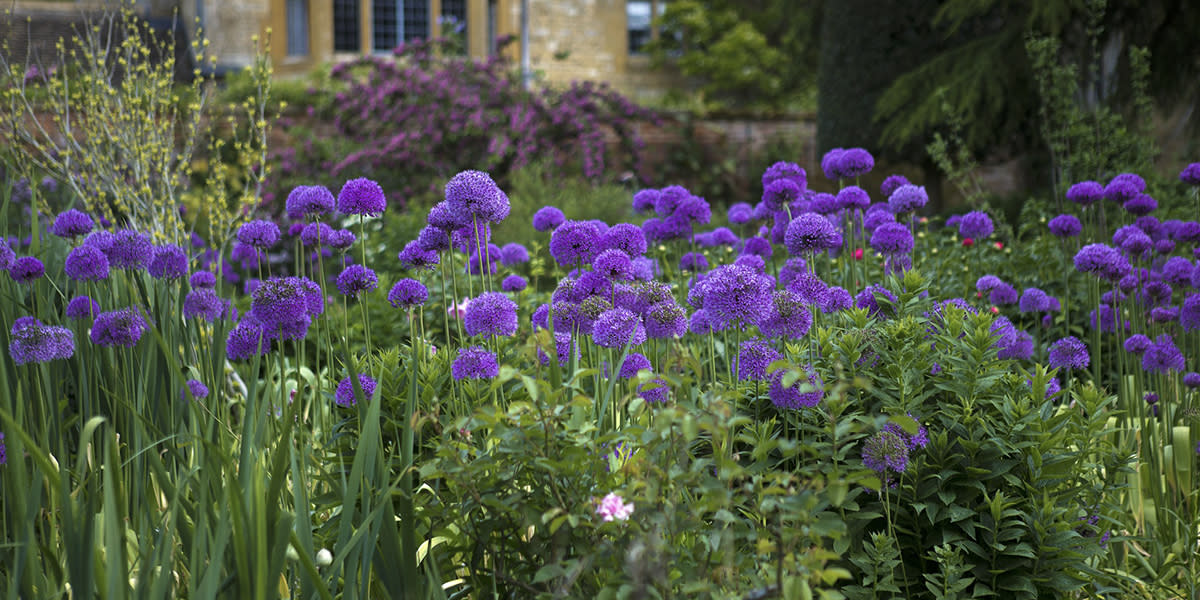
[286, 0, 309, 56]
[403, 0, 430, 43]
[373, 0, 399, 51]
[333, 0, 359, 52]
[627, 1, 651, 54]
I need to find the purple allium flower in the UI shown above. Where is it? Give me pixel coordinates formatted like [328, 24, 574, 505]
[593, 249, 634, 281]
[190, 270, 216, 289]
[1173, 221, 1200, 243]
[0, 431, 5, 465]
[533, 206, 566, 232]
[531, 303, 551, 330]
[855, 284, 897, 319]
[785, 213, 841, 256]
[688, 309, 714, 334]
[807, 193, 839, 215]
[1124, 334, 1152, 355]
[501, 274, 527, 292]
[452, 346, 499, 380]
[250, 277, 320, 340]
[1161, 257, 1194, 287]
[1142, 334, 1185, 373]
[397, 241, 439, 270]
[676, 195, 712, 225]
[328, 229, 357, 250]
[869, 222, 914, 255]
[654, 185, 691, 216]
[820, 148, 844, 180]
[644, 301, 688, 339]
[444, 170, 509, 223]
[226, 318, 271, 360]
[762, 161, 807, 189]
[1074, 244, 1132, 282]
[537, 331, 578, 367]
[632, 189, 660, 214]
[836, 148, 874, 178]
[575, 270, 614, 299]
[760, 290, 812, 339]
[601, 223, 648, 258]
[427, 200, 469, 231]
[997, 328, 1034, 360]
[1105, 173, 1146, 203]
[1089, 304, 1123, 333]
[740, 237, 772, 260]
[335, 373, 377, 407]
[1066, 181, 1104, 206]
[337, 177, 387, 217]
[66, 295, 100, 320]
[1048, 336, 1089, 370]
[787, 270, 829, 306]
[703, 264, 775, 329]
[498, 242, 529, 266]
[1141, 280, 1172, 306]
[183, 289, 229, 322]
[620, 352, 652, 378]
[862, 430, 910, 475]
[1182, 371, 1200, 388]
[148, 245, 188, 280]
[62, 245, 109, 281]
[9, 256, 44, 283]
[592, 308, 647, 348]
[768, 366, 823, 409]
[958, 211, 994, 238]
[415, 225, 450, 252]
[1180, 293, 1200, 331]
[888, 184, 928, 214]
[91, 307, 148, 348]
[1018, 288, 1051, 313]
[300, 222, 332, 247]
[733, 254, 765, 271]
[1150, 306, 1178, 324]
[728, 202, 754, 224]
[105, 230, 153, 270]
[1124, 193, 1157, 216]
[678, 251, 708, 273]
[237, 220, 281, 249]
[182, 379, 209, 400]
[881, 175, 911, 198]
[387, 278, 428, 308]
[9, 317, 75, 365]
[0, 238, 14, 271]
[737, 338, 782, 381]
[762, 179, 801, 211]
[882, 415, 929, 450]
[50, 209, 94, 238]
[285, 185, 335, 219]
[463, 291, 518, 337]
[989, 283, 1019, 305]
[862, 207, 897, 233]
[837, 186, 871, 211]
[637, 377, 670, 403]
[336, 264, 378, 297]
[549, 220, 601, 267]
[1180, 163, 1200, 185]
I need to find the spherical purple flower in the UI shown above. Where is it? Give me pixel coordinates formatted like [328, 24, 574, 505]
[644, 301, 688, 339]
[769, 366, 823, 409]
[870, 222, 914, 255]
[785, 213, 841, 256]
[575, 270, 614, 299]
[452, 346, 499, 380]
[1074, 244, 1131, 282]
[862, 430, 910, 475]
[1180, 163, 1200, 186]
[549, 220, 601, 267]
[689, 309, 714, 334]
[285, 185, 336, 219]
[444, 170, 509, 223]
[835, 148, 874, 178]
[335, 373, 377, 407]
[501, 274, 527, 292]
[337, 177, 387, 217]
[1124, 193, 1157, 216]
[835, 186, 870, 211]
[787, 271, 829, 306]
[1142, 334, 1185, 373]
[762, 179, 801, 211]
[675, 195, 712, 225]
[1066, 181, 1104, 206]
[759, 290, 812, 339]
[1048, 214, 1082, 237]
[183, 289, 229, 322]
[1161, 257, 1194, 287]
[496, 242, 529, 267]
[1105, 173, 1145, 203]
[9, 317, 75, 365]
[182, 379, 209, 400]
[820, 148, 844, 180]
[148, 245, 188, 280]
[632, 189, 660, 214]
[1181, 293, 1200, 331]
[397, 241, 439, 270]
[385, 278, 427, 308]
[593, 248, 634, 281]
[251, 276, 320, 340]
[1150, 306, 1178, 324]
[226, 318, 271, 360]
[592, 308, 646, 348]
[300, 222, 332, 247]
[601, 223, 648, 258]
[1048, 336, 1089, 370]
[189, 270, 216, 289]
[807, 193, 839, 215]
[328, 229, 357, 250]
[619, 353, 652, 378]
[66, 295, 100, 320]
[237, 220, 281, 249]
[855, 285, 897, 319]
[888, 184, 928, 214]
[989, 283, 1019, 305]
[737, 338, 782, 381]
[637, 377, 670, 403]
[997, 328, 1034, 360]
[0, 238, 14, 271]
[427, 200, 470, 231]
[1018, 288, 1050, 313]
[727, 203, 754, 224]
[862, 206, 896, 234]
[50, 209, 94, 238]
[9, 256, 44, 284]
[1183, 372, 1200, 388]
[958, 211, 994, 238]
[533, 206, 566, 232]
[679, 251, 708, 273]
[91, 307, 148, 348]
[762, 161, 806, 189]
[1089, 304, 1122, 333]
[464, 291, 518, 337]
[740, 236, 773, 260]
[105, 229, 153, 270]
[880, 175, 911, 198]
[654, 185, 691, 216]
[703, 264, 775, 329]
[336, 264, 378, 297]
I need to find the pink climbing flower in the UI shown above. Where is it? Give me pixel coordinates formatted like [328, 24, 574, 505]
[596, 492, 634, 522]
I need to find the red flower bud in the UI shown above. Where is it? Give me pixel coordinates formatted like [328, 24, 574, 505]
[962, 237, 975, 247]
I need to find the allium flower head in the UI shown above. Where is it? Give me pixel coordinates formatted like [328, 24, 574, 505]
[870, 222, 914, 255]
[387, 278, 428, 308]
[184, 289, 229, 322]
[760, 290, 812, 339]
[0, 238, 14, 271]
[837, 186, 871, 211]
[427, 200, 470, 231]
[182, 379, 209, 400]
[337, 177, 387, 217]
[91, 307, 149, 348]
[880, 175, 911, 198]
[958, 211, 994, 238]
[762, 178, 801, 211]
[737, 338, 782, 381]
[679, 251, 708, 272]
[1048, 336, 1089, 370]
[549, 220, 601, 267]
[1124, 193, 1157, 216]
[9, 256, 44, 284]
[1048, 214, 1082, 237]
[50, 209, 94, 238]
[464, 291, 519, 337]
[444, 170, 509, 223]
[769, 366, 823, 409]
[862, 430, 910, 475]
[592, 308, 647, 348]
[397, 241, 439, 270]
[190, 270, 216, 289]
[1180, 163, 1200, 186]
[644, 300, 688, 339]
[149, 245, 188, 280]
[762, 161, 806, 189]
[1142, 334, 1185, 373]
[300, 222, 332, 247]
[785, 213, 841, 256]
[328, 229, 357, 250]
[888, 184, 928, 214]
[1105, 173, 1146, 203]
[1018, 288, 1051, 313]
[703, 264, 774, 329]
[335, 374, 377, 407]
[1074, 244, 1131, 282]
[727, 202, 754, 224]
[451, 346, 499, 380]
[1183, 372, 1200, 388]
[596, 492, 634, 522]
[1066, 181, 1104, 205]
[226, 318, 271, 360]
[336, 264, 379, 297]
[632, 189, 660, 214]
[1182, 294, 1200, 331]
[532, 206, 566, 231]
[836, 148, 874, 178]
[637, 377, 670, 403]
[499, 242, 529, 266]
[9, 317, 75, 365]
[66, 295, 100, 320]
[285, 185, 335, 219]
[654, 185, 691, 216]
[620, 353, 652, 378]
[593, 248, 634, 280]
[601, 223, 648, 258]
[237, 220, 281, 249]
[1124, 334, 1152, 355]
[250, 276, 321, 340]
[807, 193, 839, 215]
[820, 148, 844, 180]
[855, 284, 897, 319]
[501, 274, 527, 292]
[63, 245, 109, 281]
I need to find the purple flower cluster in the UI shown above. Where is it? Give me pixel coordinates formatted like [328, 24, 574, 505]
[337, 177, 387, 216]
[50, 209, 95, 238]
[336, 264, 379, 297]
[452, 346, 499, 380]
[335, 374, 378, 406]
[769, 367, 823, 409]
[9, 317, 75, 365]
[1048, 336, 1089, 370]
[464, 292, 518, 337]
[91, 307, 149, 348]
